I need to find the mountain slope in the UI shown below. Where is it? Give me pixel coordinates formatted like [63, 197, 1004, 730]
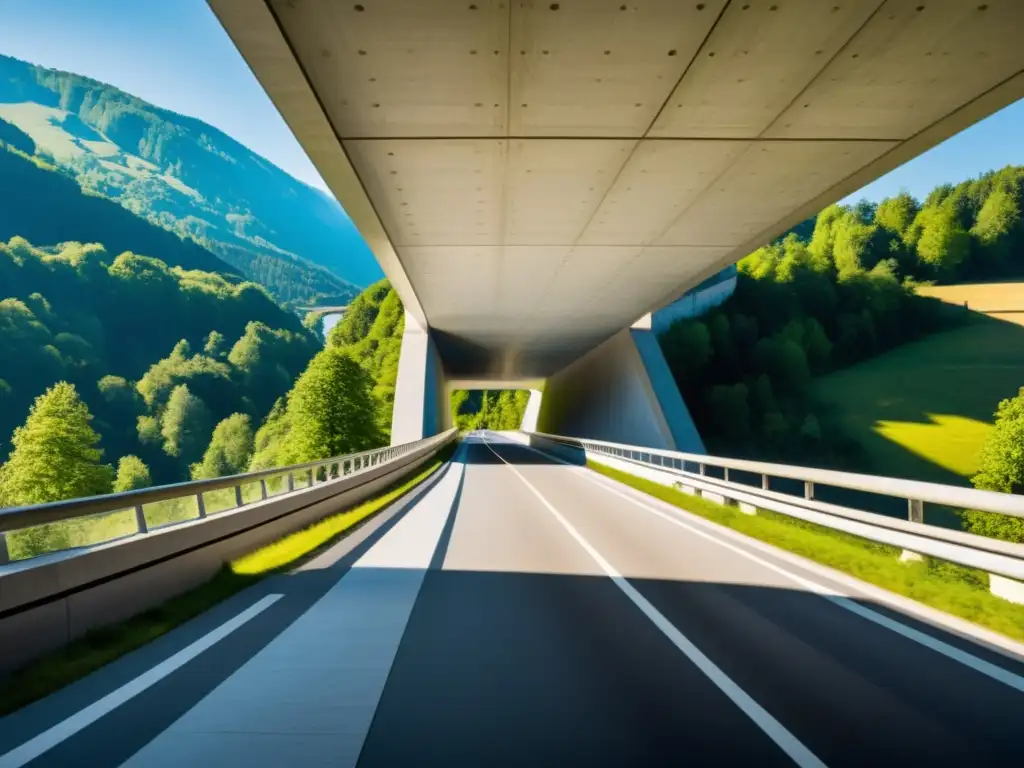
[0, 54, 382, 305]
[0, 137, 236, 276]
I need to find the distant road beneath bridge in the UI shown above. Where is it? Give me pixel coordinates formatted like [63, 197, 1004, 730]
[1, 433, 1022, 766]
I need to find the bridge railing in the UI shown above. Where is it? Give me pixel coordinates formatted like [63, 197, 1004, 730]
[0, 429, 456, 564]
[525, 431, 1024, 597]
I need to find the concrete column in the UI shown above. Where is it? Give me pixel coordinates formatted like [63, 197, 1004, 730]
[520, 389, 543, 432]
[390, 311, 448, 445]
[536, 328, 704, 452]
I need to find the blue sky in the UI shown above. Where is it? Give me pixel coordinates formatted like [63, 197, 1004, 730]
[0, 0, 1021, 205]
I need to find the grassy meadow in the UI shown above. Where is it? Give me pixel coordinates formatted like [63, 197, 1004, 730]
[813, 283, 1024, 486]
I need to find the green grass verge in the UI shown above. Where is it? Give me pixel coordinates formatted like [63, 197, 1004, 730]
[589, 460, 1024, 644]
[812, 314, 1024, 485]
[0, 445, 454, 716]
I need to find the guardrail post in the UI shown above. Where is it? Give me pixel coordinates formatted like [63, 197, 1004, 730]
[260, 479, 268, 500]
[196, 493, 207, 519]
[724, 467, 730, 482]
[804, 481, 814, 500]
[761, 474, 770, 491]
[908, 498, 924, 524]
[699, 463, 706, 476]
[0, 532, 10, 565]
[287, 473, 295, 492]
[134, 504, 148, 534]
[306, 469, 314, 487]
[234, 485, 244, 507]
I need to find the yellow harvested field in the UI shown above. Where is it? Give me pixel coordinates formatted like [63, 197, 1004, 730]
[917, 282, 1024, 326]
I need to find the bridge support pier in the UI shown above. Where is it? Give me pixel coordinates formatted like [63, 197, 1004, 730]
[390, 312, 449, 444]
[536, 328, 703, 452]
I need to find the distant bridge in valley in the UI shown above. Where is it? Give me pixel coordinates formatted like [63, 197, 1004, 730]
[295, 304, 349, 315]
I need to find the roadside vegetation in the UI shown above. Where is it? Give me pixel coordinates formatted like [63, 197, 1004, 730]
[0, 445, 452, 716]
[589, 461, 1024, 644]
[658, 166, 1024, 543]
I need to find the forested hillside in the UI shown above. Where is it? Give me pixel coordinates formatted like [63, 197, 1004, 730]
[0, 123, 234, 275]
[0, 53, 381, 305]
[248, 279, 403, 470]
[658, 164, 1024, 467]
[0, 236, 319, 498]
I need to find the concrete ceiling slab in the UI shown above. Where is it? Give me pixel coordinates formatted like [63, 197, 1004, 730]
[270, 0, 509, 137]
[211, 0, 1024, 381]
[343, 138, 507, 247]
[765, 0, 1024, 140]
[655, 139, 897, 246]
[508, 0, 725, 136]
[650, 0, 881, 138]
[578, 140, 750, 246]
[506, 138, 635, 244]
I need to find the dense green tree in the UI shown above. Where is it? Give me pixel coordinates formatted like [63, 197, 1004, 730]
[961, 388, 1024, 542]
[914, 206, 971, 276]
[972, 388, 1024, 495]
[249, 397, 292, 470]
[113, 455, 151, 492]
[203, 330, 226, 358]
[708, 384, 750, 443]
[275, 348, 380, 465]
[160, 384, 212, 464]
[971, 181, 1022, 274]
[875, 192, 920, 240]
[327, 280, 406, 439]
[191, 413, 255, 479]
[0, 382, 113, 505]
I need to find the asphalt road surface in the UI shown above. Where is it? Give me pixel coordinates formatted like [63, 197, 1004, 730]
[2, 432, 1023, 767]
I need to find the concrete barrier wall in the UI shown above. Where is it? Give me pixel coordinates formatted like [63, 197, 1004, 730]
[0, 440, 447, 675]
[536, 328, 703, 452]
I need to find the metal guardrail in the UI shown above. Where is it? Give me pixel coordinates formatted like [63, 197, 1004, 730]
[528, 432, 1024, 522]
[526, 431, 1024, 585]
[0, 429, 457, 564]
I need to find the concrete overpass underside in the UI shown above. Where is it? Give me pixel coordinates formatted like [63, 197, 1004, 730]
[211, 0, 1024, 447]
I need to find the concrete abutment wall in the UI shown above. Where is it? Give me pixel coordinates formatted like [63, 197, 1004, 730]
[536, 328, 704, 452]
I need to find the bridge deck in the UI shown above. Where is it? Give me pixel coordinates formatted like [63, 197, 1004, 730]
[2, 434, 1023, 766]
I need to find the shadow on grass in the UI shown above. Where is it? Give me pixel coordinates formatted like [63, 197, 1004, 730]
[807, 312, 1024, 522]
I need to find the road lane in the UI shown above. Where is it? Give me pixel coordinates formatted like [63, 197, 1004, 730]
[356, 437, 810, 766]
[473, 433, 1024, 766]
[3, 433, 1023, 767]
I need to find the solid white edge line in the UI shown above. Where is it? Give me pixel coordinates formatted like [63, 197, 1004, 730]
[481, 435, 827, 768]
[0, 593, 284, 768]
[512, 436, 1024, 695]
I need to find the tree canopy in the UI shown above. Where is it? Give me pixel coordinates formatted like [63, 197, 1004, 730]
[0, 236, 319, 486]
[191, 413, 255, 480]
[0, 382, 113, 506]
